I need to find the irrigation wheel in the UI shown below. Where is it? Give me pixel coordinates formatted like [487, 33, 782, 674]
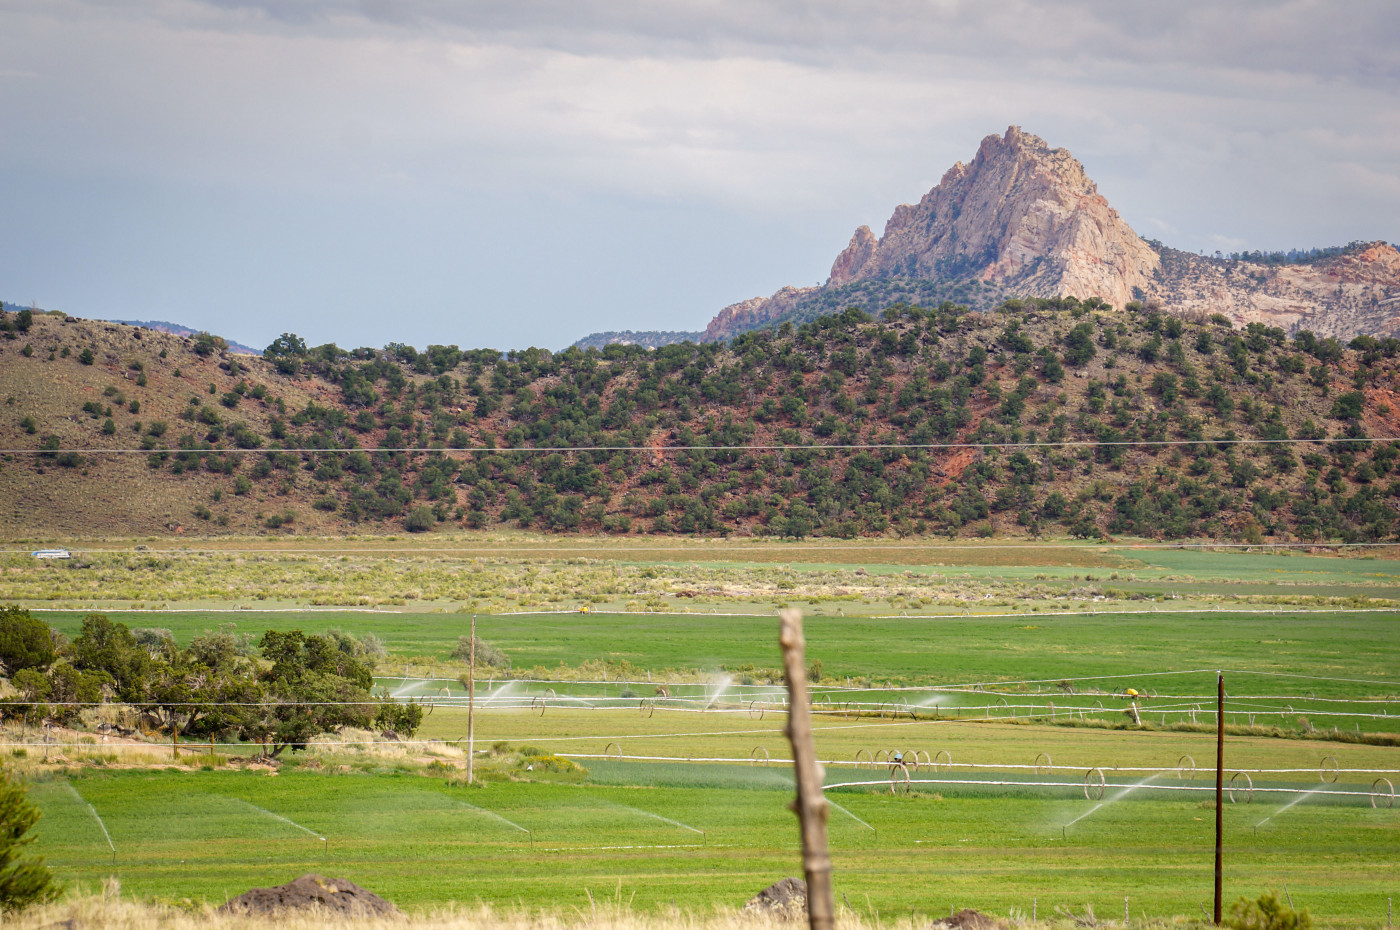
[889, 762, 911, 795]
[1084, 768, 1106, 801]
[1228, 771, 1254, 804]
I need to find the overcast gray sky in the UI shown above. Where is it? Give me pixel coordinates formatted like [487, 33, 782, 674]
[2, 1, 1397, 351]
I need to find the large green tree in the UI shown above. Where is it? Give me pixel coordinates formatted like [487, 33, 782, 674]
[0, 771, 57, 911]
[0, 607, 55, 675]
[249, 630, 374, 757]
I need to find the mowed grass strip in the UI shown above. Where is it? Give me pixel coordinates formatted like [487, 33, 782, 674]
[27, 768, 1400, 924]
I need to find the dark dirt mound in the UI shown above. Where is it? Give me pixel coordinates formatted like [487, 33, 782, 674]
[743, 877, 807, 919]
[219, 874, 401, 917]
[931, 908, 1005, 930]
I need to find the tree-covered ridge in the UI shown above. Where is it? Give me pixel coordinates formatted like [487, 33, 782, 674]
[4, 299, 1400, 541]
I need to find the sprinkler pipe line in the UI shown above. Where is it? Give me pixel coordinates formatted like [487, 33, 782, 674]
[24, 740, 1400, 779]
[818, 778, 1371, 799]
[379, 670, 1395, 695]
[18, 699, 1400, 731]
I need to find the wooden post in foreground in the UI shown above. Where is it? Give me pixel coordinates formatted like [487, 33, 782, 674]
[1214, 671, 1225, 925]
[467, 615, 477, 786]
[778, 608, 835, 930]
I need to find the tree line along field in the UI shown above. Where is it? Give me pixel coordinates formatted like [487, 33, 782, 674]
[4, 298, 1400, 540]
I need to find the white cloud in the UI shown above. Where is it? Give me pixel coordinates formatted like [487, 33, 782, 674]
[0, 0, 1396, 347]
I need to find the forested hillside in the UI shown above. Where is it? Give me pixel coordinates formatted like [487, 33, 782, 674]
[2, 299, 1399, 541]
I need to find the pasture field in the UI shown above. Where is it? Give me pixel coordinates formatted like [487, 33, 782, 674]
[7, 537, 1400, 924]
[5, 536, 1400, 616]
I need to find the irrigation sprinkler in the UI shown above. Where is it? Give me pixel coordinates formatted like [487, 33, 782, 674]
[749, 701, 764, 720]
[66, 782, 116, 866]
[604, 742, 623, 762]
[1320, 756, 1340, 783]
[1254, 786, 1325, 834]
[639, 700, 655, 718]
[750, 746, 770, 767]
[531, 696, 547, 717]
[1373, 777, 1395, 809]
[1229, 772, 1254, 805]
[1034, 752, 1052, 776]
[854, 749, 873, 769]
[901, 750, 919, 773]
[1178, 754, 1197, 780]
[933, 749, 951, 771]
[1083, 767, 1106, 801]
[874, 749, 890, 764]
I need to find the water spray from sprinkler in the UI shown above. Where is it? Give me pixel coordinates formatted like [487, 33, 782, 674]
[1061, 773, 1161, 838]
[65, 781, 115, 866]
[1254, 787, 1325, 836]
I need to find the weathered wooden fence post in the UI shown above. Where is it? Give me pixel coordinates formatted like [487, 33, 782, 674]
[779, 608, 835, 930]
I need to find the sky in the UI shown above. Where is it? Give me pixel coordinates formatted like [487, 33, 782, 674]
[1, 1, 1397, 352]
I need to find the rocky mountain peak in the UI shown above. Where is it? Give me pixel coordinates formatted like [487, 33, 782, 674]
[826, 125, 1159, 308]
[576, 127, 1400, 350]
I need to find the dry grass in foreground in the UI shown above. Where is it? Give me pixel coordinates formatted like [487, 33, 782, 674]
[8, 886, 1215, 930]
[5, 896, 1209, 930]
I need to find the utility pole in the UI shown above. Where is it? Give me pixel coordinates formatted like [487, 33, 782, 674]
[1214, 671, 1224, 925]
[467, 615, 477, 785]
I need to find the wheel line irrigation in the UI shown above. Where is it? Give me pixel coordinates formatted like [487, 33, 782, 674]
[820, 777, 1379, 804]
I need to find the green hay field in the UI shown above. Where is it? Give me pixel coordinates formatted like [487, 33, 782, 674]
[27, 760, 1400, 924]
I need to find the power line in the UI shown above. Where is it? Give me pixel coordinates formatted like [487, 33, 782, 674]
[1, 435, 1396, 455]
[7, 542, 1400, 555]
